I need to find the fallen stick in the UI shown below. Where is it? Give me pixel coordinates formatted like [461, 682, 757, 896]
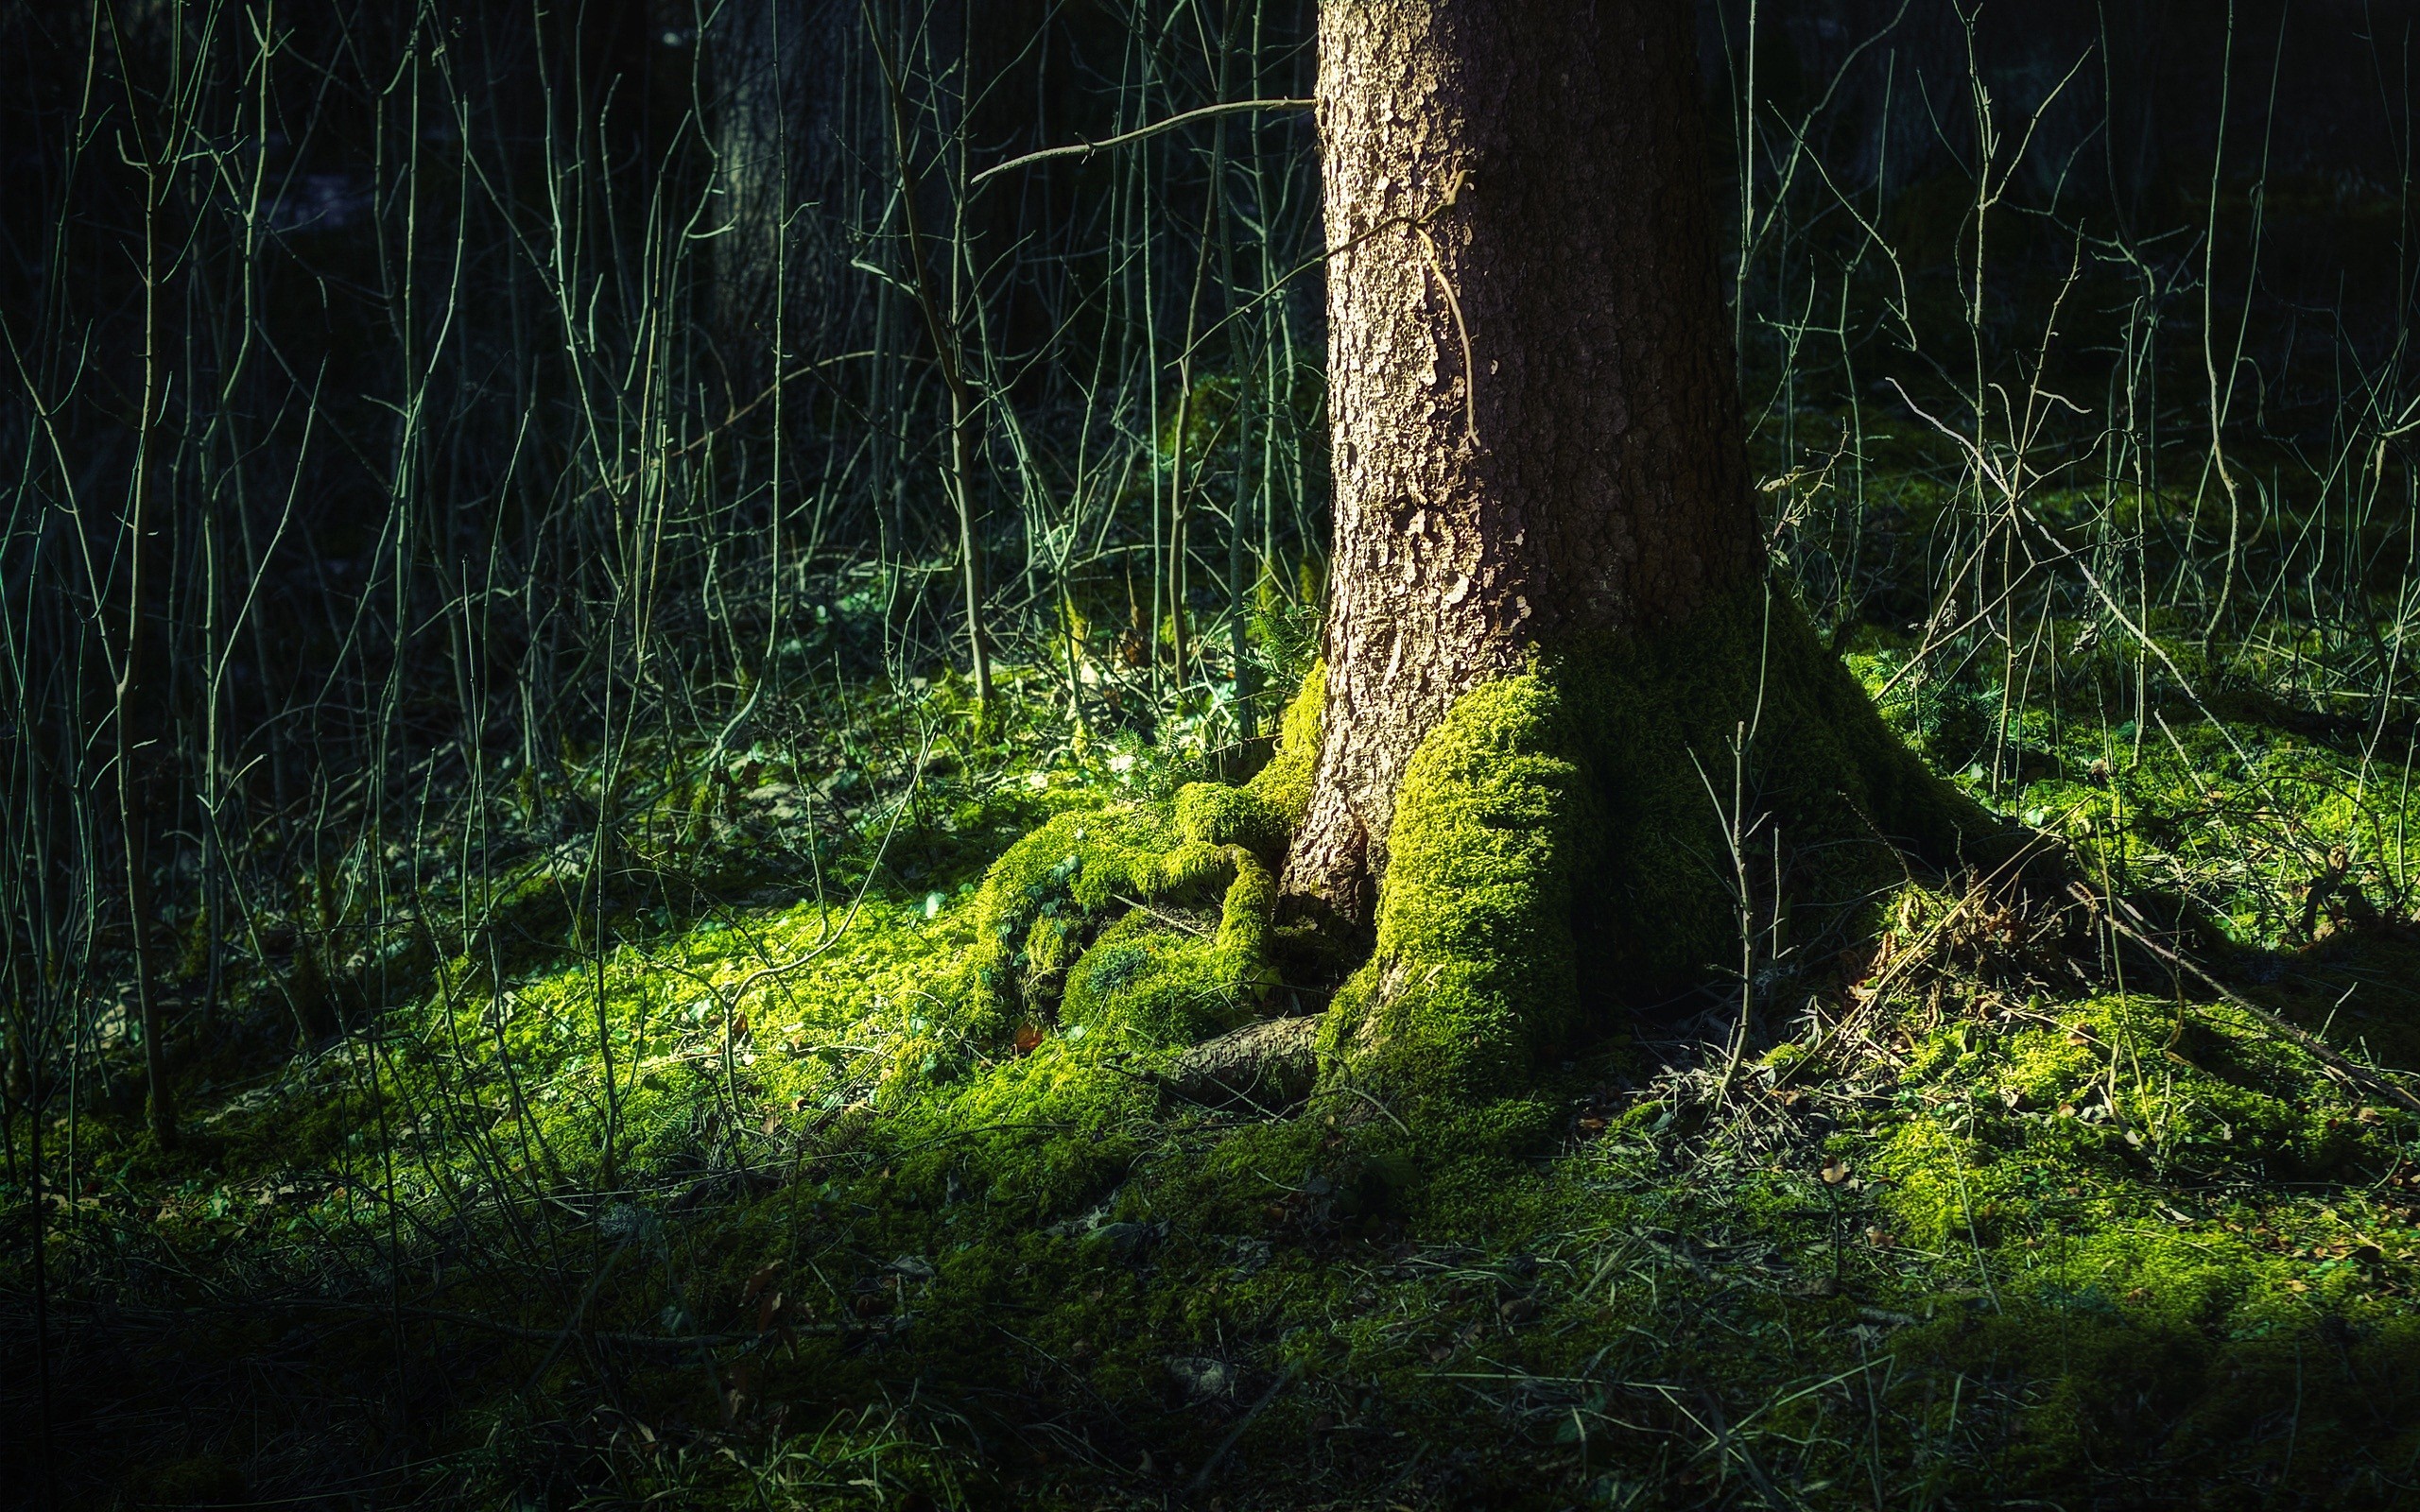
[2070, 881, 2420, 1118]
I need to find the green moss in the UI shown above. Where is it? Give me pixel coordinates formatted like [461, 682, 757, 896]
[1849, 975, 2417, 1458]
[1174, 777, 1288, 861]
[1244, 660, 1324, 827]
[1314, 583, 2002, 1130]
[1319, 674, 1587, 1123]
[1553, 583, 1998, 990]
[959, 766, 1287, 1053]
[51, 557, 2420, 1510]
[1058, 906, 1254, 1045]
[960, 801, 1175, 1032]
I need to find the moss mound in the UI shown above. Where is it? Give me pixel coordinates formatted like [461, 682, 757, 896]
[958, 672, 1318, 1057]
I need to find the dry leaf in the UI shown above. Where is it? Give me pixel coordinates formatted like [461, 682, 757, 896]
[740, 1261, 783, 1304]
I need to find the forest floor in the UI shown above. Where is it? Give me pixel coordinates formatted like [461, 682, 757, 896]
[10, 469, 2420, 1509]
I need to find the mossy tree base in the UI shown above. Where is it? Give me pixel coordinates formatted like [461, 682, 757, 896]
[962, 581, 2013, 1164]
[43, 600, 2420, 1508]
[1321, 582, 2008, 1130]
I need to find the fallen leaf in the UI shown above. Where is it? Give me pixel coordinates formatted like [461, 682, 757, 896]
[740, 1263, 783, 1304]
[1821, 1159, 1851, 1185]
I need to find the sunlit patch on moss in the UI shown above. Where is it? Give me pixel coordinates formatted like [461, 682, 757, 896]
[1319, 673, 1584, 1125]
[1245, 659, 1325, 828]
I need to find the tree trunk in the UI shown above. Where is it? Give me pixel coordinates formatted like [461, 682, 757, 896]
[1283, 0, 1997, 1116]
[1286, 0, 1759, 926]
[706, 0, 852, 408]
[962, 0, 2001, 1132]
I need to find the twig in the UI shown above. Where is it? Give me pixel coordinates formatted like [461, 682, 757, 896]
[1111, 894, 1214, 937]
[2070, 881, 2420, 1115]
[1798, 821, 2069, 1073]
[970, 98, 1315, 188]
[1329, 1083, 1413, 1136]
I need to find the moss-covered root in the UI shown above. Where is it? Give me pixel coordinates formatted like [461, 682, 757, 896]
[1316, 674, 1588, 1137]
[1556, 584, 2014, 990]
[961, 741, 1306, 1045]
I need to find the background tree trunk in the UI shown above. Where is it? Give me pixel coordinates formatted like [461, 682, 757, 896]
[706, 0, 854, 409]
[1287, 0, 1760, 927]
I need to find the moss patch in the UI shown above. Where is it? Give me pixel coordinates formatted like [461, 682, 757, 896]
[1318, 674, 1586, 1139]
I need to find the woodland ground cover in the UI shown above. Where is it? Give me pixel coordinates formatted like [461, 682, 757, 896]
[12, 428, 2420, 1510]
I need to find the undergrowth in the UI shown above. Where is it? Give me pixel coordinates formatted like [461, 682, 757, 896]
[12, 516, 2420, 1509]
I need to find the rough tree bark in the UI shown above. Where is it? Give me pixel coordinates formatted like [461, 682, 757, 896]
[1285, 0, 1760, 925]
